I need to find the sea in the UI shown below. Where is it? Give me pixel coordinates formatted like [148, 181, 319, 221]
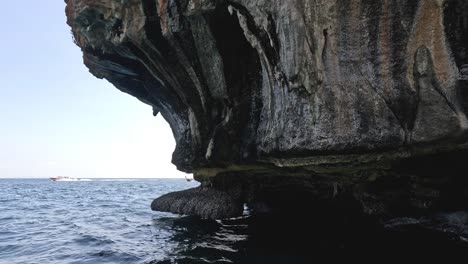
[1, 178, 468, 264]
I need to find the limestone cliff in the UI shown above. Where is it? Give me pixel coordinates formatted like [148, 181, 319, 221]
[66, 0, 468, 219]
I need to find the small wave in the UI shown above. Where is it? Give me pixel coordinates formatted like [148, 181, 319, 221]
[73, 234, 115, 247]
[0, 230, 17, 236]
[0, 244, 22, 253]
[0, 216, 19, 221]
[86, 249, 141, 263]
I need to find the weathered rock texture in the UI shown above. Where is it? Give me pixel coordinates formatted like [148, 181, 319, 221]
[67, 0, 468, 219]
[151, 185, 243, 219]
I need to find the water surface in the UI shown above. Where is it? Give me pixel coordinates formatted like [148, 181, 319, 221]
[1, 178, 468, 264]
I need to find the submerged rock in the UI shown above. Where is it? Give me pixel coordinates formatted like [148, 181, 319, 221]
[66, 0, 468, 219]
[151, 186, 243, 219]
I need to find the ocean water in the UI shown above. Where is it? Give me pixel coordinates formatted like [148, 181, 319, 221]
[0, 179, 201, 264]
[1, 179, 468, 264]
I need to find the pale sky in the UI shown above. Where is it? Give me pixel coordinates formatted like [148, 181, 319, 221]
[0, 1, 188, 178]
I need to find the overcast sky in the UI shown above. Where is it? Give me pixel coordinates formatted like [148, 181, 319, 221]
[0, 1, 187, 178]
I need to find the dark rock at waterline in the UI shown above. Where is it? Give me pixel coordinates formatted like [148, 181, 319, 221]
[66, 0, 468, 219]
[151, 186, 243, 219]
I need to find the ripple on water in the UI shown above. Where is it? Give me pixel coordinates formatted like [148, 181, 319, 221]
[73, 234, 116, 247]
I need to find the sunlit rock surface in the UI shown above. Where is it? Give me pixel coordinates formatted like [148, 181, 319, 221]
[67, 0, 468, 219]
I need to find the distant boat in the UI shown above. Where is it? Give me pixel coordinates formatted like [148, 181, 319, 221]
[49, 176, 80, 182]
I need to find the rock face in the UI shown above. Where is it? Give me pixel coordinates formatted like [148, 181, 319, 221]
[67, 0, 468, 219]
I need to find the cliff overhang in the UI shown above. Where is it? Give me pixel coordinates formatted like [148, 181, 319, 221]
[66, 0, 468, 219]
